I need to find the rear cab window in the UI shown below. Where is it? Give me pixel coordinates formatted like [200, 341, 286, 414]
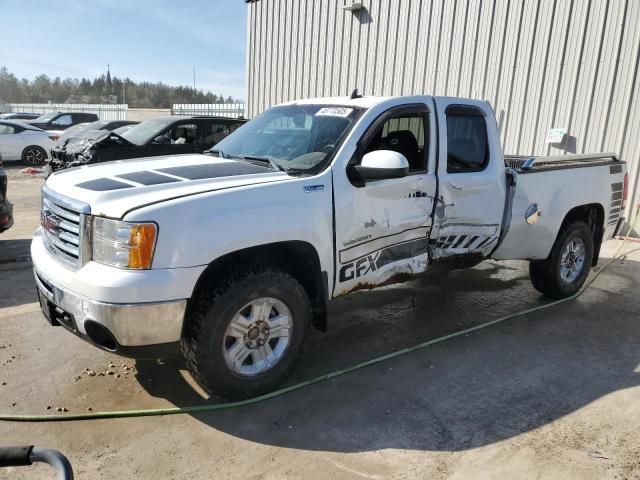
[445, 105, 489, 173]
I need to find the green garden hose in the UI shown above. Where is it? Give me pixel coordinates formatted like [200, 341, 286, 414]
[1, 207, 638, 423]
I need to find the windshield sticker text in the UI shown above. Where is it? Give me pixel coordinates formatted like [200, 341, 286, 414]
[316, 107, 353, 117]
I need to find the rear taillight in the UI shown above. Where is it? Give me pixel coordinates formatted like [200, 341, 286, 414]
[49, 135, 59, 141]
[622, 173, 628, 210]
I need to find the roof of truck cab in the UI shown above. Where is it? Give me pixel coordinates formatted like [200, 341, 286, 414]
[280, 95, 491, 110]
[280, 96, 393, 108]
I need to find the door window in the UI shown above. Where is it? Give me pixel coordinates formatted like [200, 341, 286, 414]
[0, 124, 16, 134]
[200, 122, 231, 144]
[445, 106, 489, 173]
[161, 123, 198, 145]
[52, 114, 73, 127]
[363, 112, 427, 172]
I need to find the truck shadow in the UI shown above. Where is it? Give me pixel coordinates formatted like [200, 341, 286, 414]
[134, 257, 640, 453]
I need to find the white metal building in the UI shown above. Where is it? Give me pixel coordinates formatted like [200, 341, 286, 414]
[245, 0, 640, 226]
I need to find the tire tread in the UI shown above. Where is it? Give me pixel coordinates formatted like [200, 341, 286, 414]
[181, 265, 311, 399]
[529, 220, 594, 299]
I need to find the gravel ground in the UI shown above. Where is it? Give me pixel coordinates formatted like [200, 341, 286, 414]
[0, 170, 638, 479]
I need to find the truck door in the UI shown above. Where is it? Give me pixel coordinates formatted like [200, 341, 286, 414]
[431, 99, 506, 260]
[332, 103, 436, 296]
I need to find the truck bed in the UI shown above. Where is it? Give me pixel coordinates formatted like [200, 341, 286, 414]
[493, 154, 626, 261]
[504, 152, 622, 173]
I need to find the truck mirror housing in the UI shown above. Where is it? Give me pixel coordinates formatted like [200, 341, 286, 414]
[351, 150, 410, 182]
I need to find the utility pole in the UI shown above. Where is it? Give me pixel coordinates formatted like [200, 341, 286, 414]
[122, 79, 126, 106]
[193, 66, 196, 92]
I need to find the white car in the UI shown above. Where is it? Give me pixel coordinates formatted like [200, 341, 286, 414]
[0, 120, 58, 166]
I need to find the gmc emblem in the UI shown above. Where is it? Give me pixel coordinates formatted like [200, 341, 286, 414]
[41, 211, 60, 235]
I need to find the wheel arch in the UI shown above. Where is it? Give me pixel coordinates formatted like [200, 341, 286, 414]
[187, 241, 329, 333]
[558, 203, 605, 266]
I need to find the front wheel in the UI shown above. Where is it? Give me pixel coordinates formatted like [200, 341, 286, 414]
[529, 221, 594, 299]
[181, 267, 311, 399]
[21, 146, 47, 166]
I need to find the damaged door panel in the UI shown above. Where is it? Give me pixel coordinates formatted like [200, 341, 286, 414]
[429, 101, 506, 261]
[332, 102, 437, 296]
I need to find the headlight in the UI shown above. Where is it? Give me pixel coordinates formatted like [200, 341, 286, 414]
[92, 217, 157, 269]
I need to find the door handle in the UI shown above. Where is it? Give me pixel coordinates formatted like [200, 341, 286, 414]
[448, 180, 464, 191]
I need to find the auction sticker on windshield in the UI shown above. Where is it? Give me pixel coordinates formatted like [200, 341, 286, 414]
[316, 107, 354, 117]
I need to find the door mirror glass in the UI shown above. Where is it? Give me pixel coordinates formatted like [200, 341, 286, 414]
[352, 150, 410, 181]
[153, 135, 171, 145]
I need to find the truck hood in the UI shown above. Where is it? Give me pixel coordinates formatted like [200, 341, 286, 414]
[45, 154, 290, 218]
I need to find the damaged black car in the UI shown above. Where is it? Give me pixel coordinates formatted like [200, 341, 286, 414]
[48, 115, 246, 172]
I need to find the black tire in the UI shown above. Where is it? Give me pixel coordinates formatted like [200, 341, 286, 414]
[181, 266, 311, 399]
[21, 145, 47, 166]
[529, 220, 594, 299]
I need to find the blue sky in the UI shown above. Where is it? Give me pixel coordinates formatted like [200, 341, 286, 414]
[0, 0, 248, 100]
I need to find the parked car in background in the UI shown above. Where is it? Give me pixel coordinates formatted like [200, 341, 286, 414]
[22, 111, 99, 131]
[0, 120, 58, 166]
[0, 157, 13, 233]
[48, 115, 246, 171]
[0, 112, 41, 121]
[55, 120, 139, 144]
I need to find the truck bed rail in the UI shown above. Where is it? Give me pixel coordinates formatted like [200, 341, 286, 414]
[505, 152, 620, 172]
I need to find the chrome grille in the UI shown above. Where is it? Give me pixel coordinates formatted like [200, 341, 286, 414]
[41, 186, 90, 266]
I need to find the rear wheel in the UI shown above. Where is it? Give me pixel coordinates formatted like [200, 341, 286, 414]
[529, 221, 594, 299]
[21, 146, 47, 166]
[181, 266, 311, 399]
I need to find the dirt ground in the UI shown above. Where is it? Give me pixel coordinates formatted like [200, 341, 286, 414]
[0, 165, 639, 479]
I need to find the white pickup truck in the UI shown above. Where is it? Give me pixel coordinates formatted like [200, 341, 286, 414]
[32, 95, 628, 398]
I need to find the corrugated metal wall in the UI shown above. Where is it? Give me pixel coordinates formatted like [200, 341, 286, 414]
[246, 0, 640, 220]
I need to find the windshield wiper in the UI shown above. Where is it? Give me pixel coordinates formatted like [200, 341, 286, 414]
[205, 148, 227, 159]
[226, 154, 287, 173]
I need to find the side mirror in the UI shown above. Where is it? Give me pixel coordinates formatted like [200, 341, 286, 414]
[153, 135, 170, 145]
[351, 150, 410, 183]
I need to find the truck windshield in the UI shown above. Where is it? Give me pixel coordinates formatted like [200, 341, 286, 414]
[209, 104, 362, 173]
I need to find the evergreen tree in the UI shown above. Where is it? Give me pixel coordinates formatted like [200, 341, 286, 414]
[0, 66, 241, 107]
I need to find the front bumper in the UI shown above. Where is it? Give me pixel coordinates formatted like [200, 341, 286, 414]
[34, 268, 185, 359]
